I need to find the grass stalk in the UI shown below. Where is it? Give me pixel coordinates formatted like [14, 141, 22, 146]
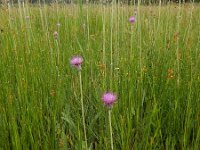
[79, 70, 88, 149]
[108, 109, 113, 150]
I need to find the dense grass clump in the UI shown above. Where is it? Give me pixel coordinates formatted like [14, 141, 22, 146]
[0, 3, 200, 149]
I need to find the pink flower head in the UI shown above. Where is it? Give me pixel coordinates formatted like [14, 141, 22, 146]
[70, 56, 83, 70]
[129, 16, 136, 23]
[102, 92, 117, 107]
[54, 31, 58, 39]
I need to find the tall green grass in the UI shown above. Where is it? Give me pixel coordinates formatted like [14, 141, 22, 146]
[0, 2, 200, 149]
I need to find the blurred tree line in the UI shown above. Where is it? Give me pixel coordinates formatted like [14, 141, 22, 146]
[0, 0, 199, 5]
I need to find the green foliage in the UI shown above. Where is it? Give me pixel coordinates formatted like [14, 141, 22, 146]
[0, 3, 200, 149]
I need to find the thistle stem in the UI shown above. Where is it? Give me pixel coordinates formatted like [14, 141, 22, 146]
[108, 109, 113, 150]
[79, 71, 88, 149]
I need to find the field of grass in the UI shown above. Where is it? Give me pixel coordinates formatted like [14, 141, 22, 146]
[0, 2, 200, 149]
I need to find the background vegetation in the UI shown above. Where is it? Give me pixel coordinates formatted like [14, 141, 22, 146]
[0, 2, 200, 150]
[1, 0, 200, 5]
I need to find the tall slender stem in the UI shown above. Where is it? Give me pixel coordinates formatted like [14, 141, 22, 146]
[102, 4, 106, 89]
[108, 109, 113, 150]
[110, 0, 115, 88]
[79, 71, 88, 149]
[55, 39, 60, 66]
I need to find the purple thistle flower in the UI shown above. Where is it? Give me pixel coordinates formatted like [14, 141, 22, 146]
[102, 92, 117, 107]
[129, 16, 136, 23]
[70, 56, 83, 70]
[54, 31, 58, 39]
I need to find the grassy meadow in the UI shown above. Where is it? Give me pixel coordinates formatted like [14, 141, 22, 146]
[0, 2, 200, 149]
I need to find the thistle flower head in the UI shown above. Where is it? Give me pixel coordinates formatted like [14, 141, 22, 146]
[102, 92, 117, 107]
[70, 56, 83, 70]
[134, 8, 137, 15]
[54, 31, 58, 39]
[129, 16, 136, 23]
